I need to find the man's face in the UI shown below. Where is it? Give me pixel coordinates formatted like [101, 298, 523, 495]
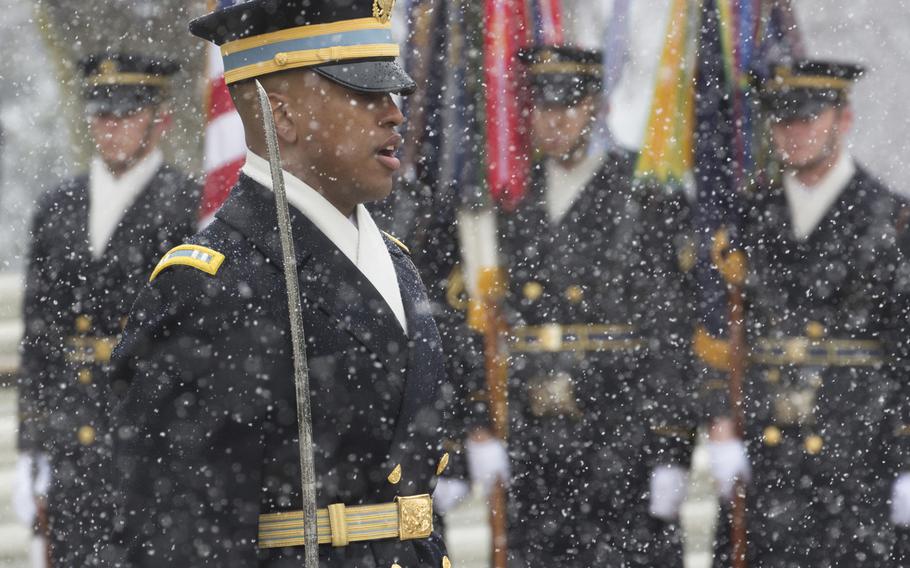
[770, 106, 850, 171]
[531, 96, 597, 159]
[90, 107, 157, 172]
[279, 72, 405, 207]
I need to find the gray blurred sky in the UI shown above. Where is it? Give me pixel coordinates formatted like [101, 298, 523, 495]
[1, 0, 909, 271]
[576, 0, 910, 195]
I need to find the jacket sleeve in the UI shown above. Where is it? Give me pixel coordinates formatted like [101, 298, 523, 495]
[108, 267, 270, 567]
[17, 197, 54, 453]
[881, 212, 910, 474]
[632, 190, 698, 468]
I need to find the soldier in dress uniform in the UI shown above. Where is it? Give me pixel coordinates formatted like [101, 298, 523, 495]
[107, 2, 453, 567]
[705, 59, 910, 566]
[461, 45, 695, 566]
[12, 53, 199, 566]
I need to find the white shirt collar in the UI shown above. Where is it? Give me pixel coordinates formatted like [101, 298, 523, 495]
[88, 148, 163, 259]
[545, 151, 605, 225]
[241, 150, 408, 333]
[783, 151, 856, 241]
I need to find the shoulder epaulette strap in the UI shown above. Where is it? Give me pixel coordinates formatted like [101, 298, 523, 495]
[149, 244, 225, 282]
[381, 231, 410, 255]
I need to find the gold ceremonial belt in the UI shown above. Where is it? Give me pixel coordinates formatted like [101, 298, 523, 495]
[258, 494, 433, 549]
[510, 323, 642, 353]
[65, 336, 120, 365]
[752, 337, 884, 367]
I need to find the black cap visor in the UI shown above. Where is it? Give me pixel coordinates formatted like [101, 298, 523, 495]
[312, 58, 416, 96]
[84, 85, 162, 117]
[763, 89, 842, 122]
[531, 75, 601, 107]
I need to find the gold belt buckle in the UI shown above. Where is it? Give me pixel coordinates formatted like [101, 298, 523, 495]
[396, 494, 433, 541]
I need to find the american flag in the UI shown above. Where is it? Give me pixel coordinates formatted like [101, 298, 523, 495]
[198, 0, 246, 223]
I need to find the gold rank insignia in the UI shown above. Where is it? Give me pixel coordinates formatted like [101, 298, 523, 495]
[150, 244, 225, 282]
[372, 0, 395, 24]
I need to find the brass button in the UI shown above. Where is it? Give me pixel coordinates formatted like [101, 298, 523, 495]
[522, 281, 543, 301]
[565, 285, 584, 303]
[442, 556, 452, 568]
[274, 52, 288, 66]
[763, 426, 781, 446]
[387, 464, 402, 485]
[804, 434, 823, 455]
[75, 315, 92, 333]
[805, 321, 826, 340]
[436, 452, 450, 476]
[78, 369, 92, 385]
[77, 425, 96, 446]
[93, 339, 114, 364]
[764, 368, 781, 383]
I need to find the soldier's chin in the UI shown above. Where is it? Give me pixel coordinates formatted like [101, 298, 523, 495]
[99, 153, 132, 172]
[354, 175, 394, 204]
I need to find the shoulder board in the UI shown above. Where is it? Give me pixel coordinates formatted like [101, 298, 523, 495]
[381, 231, 410, 255]
[149, 244, 225, 283]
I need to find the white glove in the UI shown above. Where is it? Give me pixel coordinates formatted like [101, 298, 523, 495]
[12, 453, 51, 526]
[465, 437, 510, 494]
[433, 478, 471, 515]
[707, 439, 751, 500]
[649, 464, 689, 521]
[891, 473, 910, 526]
[30, 537, 48, 568]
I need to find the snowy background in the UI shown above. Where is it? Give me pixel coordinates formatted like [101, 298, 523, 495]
[0, 0, 908, 565]
[1, 0, 909, 271]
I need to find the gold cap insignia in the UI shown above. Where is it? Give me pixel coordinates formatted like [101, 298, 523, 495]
[373, 0, 395, 24]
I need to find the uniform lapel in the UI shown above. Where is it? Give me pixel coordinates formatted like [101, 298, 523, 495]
[216, 176, 409, 377]
[384, 239, 445, 479]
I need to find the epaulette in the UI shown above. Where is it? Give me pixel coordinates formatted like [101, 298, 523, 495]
[149, 244, 225, 282]
[381, 231, 410, 255]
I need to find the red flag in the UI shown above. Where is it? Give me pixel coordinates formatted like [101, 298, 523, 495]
[483, 0, 531, 211]
[199, 3, 246, 224]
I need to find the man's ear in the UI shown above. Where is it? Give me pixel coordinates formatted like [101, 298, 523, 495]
[269, 92, 297, 144]
[837, 104, 854, 135]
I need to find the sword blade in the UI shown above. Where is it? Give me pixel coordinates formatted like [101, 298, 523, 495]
[254, 80, 319, 567]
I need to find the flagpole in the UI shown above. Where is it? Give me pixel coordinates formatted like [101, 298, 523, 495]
[457, 206, 509, 568]
[728, 274, 749, 568]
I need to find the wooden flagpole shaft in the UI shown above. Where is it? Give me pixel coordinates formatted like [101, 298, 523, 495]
[479, 267, 509, 568]
[729, 280, 748, 568]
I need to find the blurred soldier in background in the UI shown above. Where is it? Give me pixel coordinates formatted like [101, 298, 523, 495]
[457, 45, 696, 566]
[12, 53, 199, 566]
[705, 59, 910, 566]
